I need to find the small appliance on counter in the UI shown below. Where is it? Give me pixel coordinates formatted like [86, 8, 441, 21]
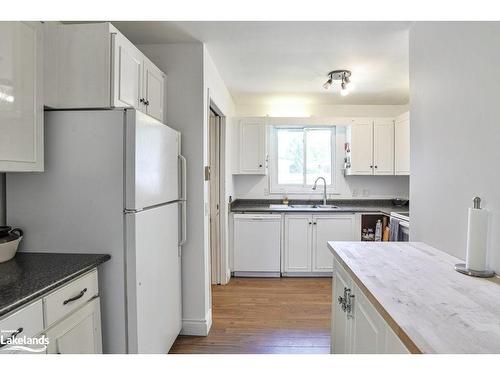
[0, 226, 23, 263]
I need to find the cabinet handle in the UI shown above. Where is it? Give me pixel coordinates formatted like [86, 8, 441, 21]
[145, 100, 150, 106]
[63, 288, 88, 305]
[140, 98, 145, 104]
[0, 327, 23, 348]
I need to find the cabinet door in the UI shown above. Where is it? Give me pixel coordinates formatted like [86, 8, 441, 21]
[143, 58, 165, 122]
[238, 120, 267, 174]
[385, 326, 410, 354]
[332, 260, 352, 354]
[284, 215, 312, 273]
[0, 21, 44, 172]
[348, 120, 373, 175]
[373, 119, 394, 175]
[44, 298, 102, 354]
[395, 112, 410, 175]
[112, 32, 142, 110]
[312, 215, 355, 272]
[350, 284, 386, 354]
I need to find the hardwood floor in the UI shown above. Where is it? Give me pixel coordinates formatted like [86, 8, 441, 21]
[169, 277, 332, 354]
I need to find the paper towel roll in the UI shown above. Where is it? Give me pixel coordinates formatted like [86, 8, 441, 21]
[465, 208, 489, 271]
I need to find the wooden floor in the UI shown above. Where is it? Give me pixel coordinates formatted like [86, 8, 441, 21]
[169, 277, 332, 354]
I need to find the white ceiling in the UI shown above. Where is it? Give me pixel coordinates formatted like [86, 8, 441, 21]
[114, 21, 410, 105]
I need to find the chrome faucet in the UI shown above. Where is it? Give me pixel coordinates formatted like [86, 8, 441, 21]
[312, 177, 327, 206]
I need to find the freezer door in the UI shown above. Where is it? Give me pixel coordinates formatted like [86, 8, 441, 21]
[126, 110, 180, 210]
[125, 203, 182, 353]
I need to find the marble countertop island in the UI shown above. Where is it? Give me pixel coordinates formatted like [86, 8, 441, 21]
[327, 241, 500, 353]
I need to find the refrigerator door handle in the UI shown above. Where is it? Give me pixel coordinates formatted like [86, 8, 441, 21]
[179, 200, 187, 248]
[178, 154, 187, 201]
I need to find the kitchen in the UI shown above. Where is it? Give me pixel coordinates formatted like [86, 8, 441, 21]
[1, 8, 500, 370]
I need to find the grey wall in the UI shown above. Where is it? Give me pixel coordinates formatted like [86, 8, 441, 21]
[137, 43, 211, 333]
[0, 174, 5, 225]
[410, 22, 500, 273]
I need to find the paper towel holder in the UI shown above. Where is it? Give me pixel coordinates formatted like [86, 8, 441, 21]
[455, 197, 495, 278]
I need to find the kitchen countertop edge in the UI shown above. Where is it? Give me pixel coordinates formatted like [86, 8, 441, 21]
[0, 253, 111, 318]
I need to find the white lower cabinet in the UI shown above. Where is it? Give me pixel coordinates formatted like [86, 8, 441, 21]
[284, 214, 355, 275]
[331, 258, 410, 354]
[44, 298, 102, 354]
[0, 269, 103, 354]
[284, 215, 312, 273]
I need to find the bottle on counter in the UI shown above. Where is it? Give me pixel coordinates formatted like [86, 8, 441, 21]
[375, 219, 382, 241]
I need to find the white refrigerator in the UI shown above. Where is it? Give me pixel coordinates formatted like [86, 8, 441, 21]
[6, 108, 187, 354]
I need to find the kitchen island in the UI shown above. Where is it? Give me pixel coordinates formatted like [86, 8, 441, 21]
[328, 241, 500, 354]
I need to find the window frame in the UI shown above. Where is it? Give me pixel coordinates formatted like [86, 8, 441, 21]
[269, 124, 337, 194]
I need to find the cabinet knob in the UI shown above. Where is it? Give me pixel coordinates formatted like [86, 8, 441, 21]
[259, 164, 263, 168]
[374, 165, 378, 169]
[313, 222, 317, 225]
[370, 165, 373, 169]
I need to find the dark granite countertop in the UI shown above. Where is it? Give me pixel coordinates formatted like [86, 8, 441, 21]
[0, 252, 110, 318]
[230, 199, 409, 216]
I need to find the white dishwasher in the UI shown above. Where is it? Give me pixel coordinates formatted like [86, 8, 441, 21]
[233, 213, 281, 277]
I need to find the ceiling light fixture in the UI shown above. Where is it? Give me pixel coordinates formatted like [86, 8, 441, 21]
[323, 70, 352, 96]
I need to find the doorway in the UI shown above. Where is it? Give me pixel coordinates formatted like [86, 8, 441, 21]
[208, 105, 227, 285]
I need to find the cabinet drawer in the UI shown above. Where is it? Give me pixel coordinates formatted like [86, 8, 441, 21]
[43, 270, 98, 327]
[0, 300, 44, 350]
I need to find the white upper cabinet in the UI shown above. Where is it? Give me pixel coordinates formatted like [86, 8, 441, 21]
[394, 111, 410, 175]
[45, 22, 165, 123]
[345, 120, 373, 175]
[373, 119, 394, 175]
[345, 116, 403, 176]
[112, 32, 143, 110]
[0, 21, 44, 172]
[237, 119, 267, 174]
[142, 57, 165, 122]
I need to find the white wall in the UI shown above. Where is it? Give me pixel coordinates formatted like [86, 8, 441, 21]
[138, 43, 212, 334]
[232, 105, 410, 200]
[410, 22, 500, 273]
[236, 103, 408, 118]
[203, 47, 236, 284]
[138, 43, 236, 335]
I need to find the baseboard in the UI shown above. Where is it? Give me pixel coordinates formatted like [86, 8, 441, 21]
[181, 308, 212, 336]
[233, 271, 281, 278]
[281, 272, 333, 277]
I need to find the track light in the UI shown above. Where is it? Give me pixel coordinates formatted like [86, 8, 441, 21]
[322, 69, 352, 96]
[322, 78, 332, 90]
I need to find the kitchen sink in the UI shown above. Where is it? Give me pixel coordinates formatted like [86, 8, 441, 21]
[289, 204, 339, 209]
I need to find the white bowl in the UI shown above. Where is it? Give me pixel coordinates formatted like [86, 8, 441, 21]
[0, 237, 22, 263]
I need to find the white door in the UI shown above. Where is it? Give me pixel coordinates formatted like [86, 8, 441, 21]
[143, 58, 165, 122]
[312, 215, 355, 272]
[395, 112, 410, 175]
[44, 298, 102, 354]
[126, 111, 180, 210]
[126, 203, 181, 353]
[332, 263, 351, 354]
[284, 215, 312, 273]
[112, 32, 142, 109]
[233, 215, 281, 273]
[373, 119, 395, 175]
[0, 21, 44, 172]
[349, 120, 373, 175]
[350, 284, 386, 354]
[239, 120, 267, 174]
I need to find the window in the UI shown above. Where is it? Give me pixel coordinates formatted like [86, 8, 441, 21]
[270, 126, 336, 193]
